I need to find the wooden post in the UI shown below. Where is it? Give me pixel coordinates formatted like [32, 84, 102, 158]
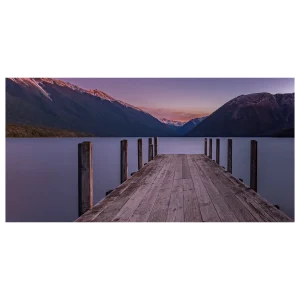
[154, 137, 158, 156]
[150, 144, 154, 160]
[216, 138, 220, 164]
[78, 141, 93, 217]
[204, 138, 207, 155]
[209, 138, 212, 159]
[138, 138, 143, 170]
[148, 137, 153, 161]
[250, 140, 258, 192]
[227, 139, 232, 174]
[121, 139, 128, 184]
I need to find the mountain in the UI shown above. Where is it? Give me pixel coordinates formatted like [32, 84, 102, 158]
[160, 118, 186, 127]
[159, 118, 186, 133]
[187, 92, 294, 137]
[159, 117, 208, 135]
[6, 78, 176, 137]
[176, 117, 208, 135]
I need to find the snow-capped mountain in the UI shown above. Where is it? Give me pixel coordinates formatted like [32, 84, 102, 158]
[160, 118, 186, 127]
[187, 92, 294, 137]
[6, 78, 176, 137]
[158, 116, 208, 135]
[9, 78, 147, 111]
[189, 117, 207, 125]
[176, 116, 208, 135]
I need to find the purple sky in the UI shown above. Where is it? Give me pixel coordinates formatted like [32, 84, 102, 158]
[59, 78, 294, 121]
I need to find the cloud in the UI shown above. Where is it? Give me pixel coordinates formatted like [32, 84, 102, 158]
[139, 106, 209, 122]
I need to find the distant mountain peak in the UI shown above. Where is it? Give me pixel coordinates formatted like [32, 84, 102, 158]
[188, 116, 208, 124]
[175, 116, 208, 135]
[160, 118, 186, 127]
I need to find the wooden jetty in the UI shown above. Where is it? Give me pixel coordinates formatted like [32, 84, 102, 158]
[76, 138, 292, 222]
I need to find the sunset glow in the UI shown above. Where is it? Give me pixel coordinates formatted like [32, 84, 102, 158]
[138, 106, 209, 122]
[59, 78, 294, 121]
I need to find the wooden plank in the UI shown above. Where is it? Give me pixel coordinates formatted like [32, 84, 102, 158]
[226, 184, 273, 222]
[92, 157, 165, 222]
[214, 163, 292, 222]
[159, 157, 176, 190]
[120, 139, 128, 184]
[138, 138, 143, 170]
[182, 178, 203, 222]
[129, 157, 172, 221]
[164, 155, 184, 222]
[182, 178, 194, 190]
[78, 141, 93, 217]
[112, 160, 167, 222]
[147, 188, 172, 222]
[154, 137, 158, 156]
[147, 156, 176, 222]
[166, 182, 184, 222]
[92, 155, 166, 222]
[113, 155, 168, 222]
[159, 180, 173, 190]
[129, 158, 171, 222]
[187, 156, 211, 208]
[207, 155, 290, 222]
[245, 187, 292, 221]
[250, 140, 258, 192]
[182, 155, 192, 179]
[198, 156, 257, 222]
[187, 155, 220, 222]
[145, 159, 170, 185]
[202, 157, 268, 222]
[216, 138, 220, 165]
[206, 155, 274, 221]
[174, 154, 183, 180]
[227, 139, 232, 173]
[192, 155, 239, 222]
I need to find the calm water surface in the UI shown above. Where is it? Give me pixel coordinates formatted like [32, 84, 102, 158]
[6, 137, 294, 221]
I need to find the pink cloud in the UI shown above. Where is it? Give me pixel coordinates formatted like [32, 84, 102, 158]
[139, 106, 209, 122]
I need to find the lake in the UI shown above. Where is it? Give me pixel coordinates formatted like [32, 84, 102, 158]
[6, 137, 294, 221]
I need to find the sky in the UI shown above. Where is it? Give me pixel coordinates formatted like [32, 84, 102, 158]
[59, 78, 294, 122]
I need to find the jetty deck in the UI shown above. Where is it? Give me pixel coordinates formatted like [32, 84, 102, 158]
[76, 154, 292, 222]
